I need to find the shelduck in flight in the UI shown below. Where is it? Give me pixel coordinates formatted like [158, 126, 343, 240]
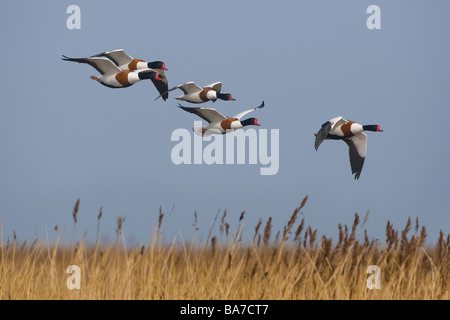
[90, 49, 169, 100]
[178, 101, 264, 136]
[62, 55, 166, 95]
[314, 116, 383, 179]
[156, 81, 235, 103]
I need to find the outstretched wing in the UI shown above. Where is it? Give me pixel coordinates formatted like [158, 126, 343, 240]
[147, 70, 169, 100]
[344, 132, 367, 180]
[91, 49, 134, 67]
[314, 116, 345, 150]
[314, 122, 332, 150]
[178, 104, 227, 124]
[204, 82, 222, 92]
[152, 68, 169, 100]
[155, 81, 202, 101]
[62, 56, 122, 75]
[233, 101, 265, 120]
[176, 82, 203, 94]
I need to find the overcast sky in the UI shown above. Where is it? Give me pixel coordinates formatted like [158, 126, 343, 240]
[0, 1, 448, 246]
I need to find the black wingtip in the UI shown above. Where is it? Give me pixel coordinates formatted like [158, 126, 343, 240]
[255, 101, 265, 110]
[154, 92, 169, 101]
[314, 137, 323, 151]
[353, 169, 362, 180]
[154, 89, 171, 101]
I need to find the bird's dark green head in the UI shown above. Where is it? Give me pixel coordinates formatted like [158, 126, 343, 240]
[217, 93, 236, 101]
[363, 125, 383, 132]
[138, 70, 162, 81]
[241, 118, 260, 127]
[147, 61, 168, 71]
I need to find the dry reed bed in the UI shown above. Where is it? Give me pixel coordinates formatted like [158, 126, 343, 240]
[0, 196, 448, 300]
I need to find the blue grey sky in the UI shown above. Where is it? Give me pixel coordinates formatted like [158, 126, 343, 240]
[0, 1, 449, 245]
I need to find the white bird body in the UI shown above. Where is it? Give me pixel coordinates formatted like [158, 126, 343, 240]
[97, 70, 142, 87]
[157, 81, 234, 103]
[326, 117, 364, 137]
[195, 117, 244, 136]
[177, 90, 218, 104]
[178, 101, 265, 136]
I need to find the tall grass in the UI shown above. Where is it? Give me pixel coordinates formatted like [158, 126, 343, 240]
[0, 197, 448, 300]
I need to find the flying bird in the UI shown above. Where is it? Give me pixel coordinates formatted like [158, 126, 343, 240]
[178, 101, 264, 136]
[156, 81, 235, 103]
[62, 55, 163, 90]
[91, 49, 168, 72]
[91, 49, 169, 100]
[62, 55, 165, 94]
[314, 116, 383, 179]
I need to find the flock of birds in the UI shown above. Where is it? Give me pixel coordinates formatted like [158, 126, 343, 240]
[62, 49, 383, 180]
